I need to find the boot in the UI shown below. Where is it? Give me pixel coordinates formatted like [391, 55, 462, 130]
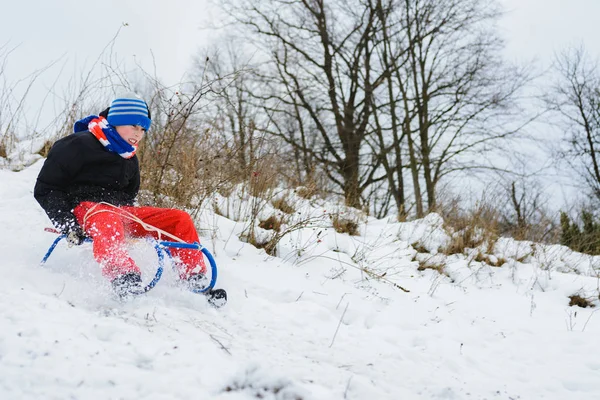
[185, 273, 210, 291]
[111, 272, 143, 298]
[185, 273, 227, 307]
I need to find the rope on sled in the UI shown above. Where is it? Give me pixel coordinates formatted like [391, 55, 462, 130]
[81, 202, 187, 243]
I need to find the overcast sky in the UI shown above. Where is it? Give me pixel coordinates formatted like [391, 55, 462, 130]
[0, 0, 217, 85]
[498, 0, 600, 65]
[1, 0, 599, 89]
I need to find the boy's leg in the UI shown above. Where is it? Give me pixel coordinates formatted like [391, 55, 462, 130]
[73, 202, 140, 281]
[120, 206, 207, 279]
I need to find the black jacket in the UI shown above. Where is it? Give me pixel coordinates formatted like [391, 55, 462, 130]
[34, 131, 140, 232]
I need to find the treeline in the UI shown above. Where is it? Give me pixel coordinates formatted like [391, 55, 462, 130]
[220, 0, 527, 220]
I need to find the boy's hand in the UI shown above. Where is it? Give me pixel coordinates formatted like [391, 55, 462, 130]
[66, 225, 87, 246]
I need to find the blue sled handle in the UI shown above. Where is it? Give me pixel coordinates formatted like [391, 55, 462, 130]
[41, 236, 217, 293]
[160, 241, 218, 293]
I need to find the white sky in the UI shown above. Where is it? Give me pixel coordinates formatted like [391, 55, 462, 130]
[1, 0, 598, 89]
[498, 0, 600, 66]
[0, 0, 217, 85]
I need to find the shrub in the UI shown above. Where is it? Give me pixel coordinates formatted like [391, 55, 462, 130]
[296, 185, 317, 199]
[241, 230, 277, 256]
[272, 196, 295, 214]
[259, 215, 282, 232]
[411, 242, 429, 254]
[0, 140, 6, 158]
[568, 294, 595, 308]
[412, 252, 448, 276]
[417, 262, 446, 275]
[473, 252, 507, 267]
[332, 215, 359, 236]
[439, 200, 500, 256]
[248, 155, 282, 199]
[560, 211, 600, 255]
[37, 140, 53, 157]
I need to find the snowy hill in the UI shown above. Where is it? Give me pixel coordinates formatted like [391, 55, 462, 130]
[1, 161, 600, 400]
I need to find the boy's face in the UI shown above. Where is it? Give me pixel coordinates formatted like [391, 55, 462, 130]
[115, 125, 145, 146]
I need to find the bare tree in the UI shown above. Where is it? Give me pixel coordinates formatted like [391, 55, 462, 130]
[548, 46, 600, 201]
[501, 179, 557, 242]
[224, 0, 387, 208]
[199, 47, 262, 177]
[196, 46, 292, 201]
[359, 0, 527, 218]
[221, 0, 526, 217]
[365, 0, 412, 219]
[395, 0, 526, 213]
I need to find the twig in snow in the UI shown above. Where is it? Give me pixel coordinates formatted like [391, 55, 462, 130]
[54, 282, 66, 298]
[565, 309, 577, 331]
[344, 375, 353, 399]
[529, 294, 536, 317]
[145, 308, 158, 323]
[299, 254, 410, 292]
[582, 308, 599, 332]
[336, 293, 350, 310]
[295, 291, 304, 302]
[210, 334, 232, 355]
[328, 267, 346, 280]
[330, 302, 349, 348]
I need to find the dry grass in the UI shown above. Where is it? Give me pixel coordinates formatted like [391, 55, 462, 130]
[443, 225, 499, 256]
[0, 141, 6, 158]
[473, 252, 507, 267]
[36, 140, 53, 158]
[473, 252, 486, 263]
[332, 215, 359, 236]
[138, 116, 287, 211]
[241, 230, 277, 256]
[217, 182, 236, 198]
[138, 124, 232, 208]
[568, 294, 595, 308]
[516, 251, 532, 263]
[248, 155, 282, 199]
[438, 200, 500, 256]
[417, 262, 446, 275]
[296, 184, 317, 199]
[272, 196, 295, 214]
[411, 242, 429, 254]
[412, 251, 448, 276]
[251, 237, 277, 256]
[259, 215, 282, 232]
[213, 203, 225, 217]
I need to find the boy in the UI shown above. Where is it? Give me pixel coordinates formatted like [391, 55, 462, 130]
[34, 93, 222, 301]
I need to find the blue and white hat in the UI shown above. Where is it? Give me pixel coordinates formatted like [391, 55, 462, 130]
[107, 92, 151, 131]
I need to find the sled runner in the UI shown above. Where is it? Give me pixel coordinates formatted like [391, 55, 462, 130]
[40, 229, 227, 307]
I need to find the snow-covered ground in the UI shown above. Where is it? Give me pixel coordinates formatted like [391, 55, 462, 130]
[1, 161, 600, 400]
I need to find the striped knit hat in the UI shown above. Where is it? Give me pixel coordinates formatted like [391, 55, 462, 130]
[107, 92, 151, 131]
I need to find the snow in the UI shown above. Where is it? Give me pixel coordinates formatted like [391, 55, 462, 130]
[0, 137, 46, 170]
[1, 161, 600, 400]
